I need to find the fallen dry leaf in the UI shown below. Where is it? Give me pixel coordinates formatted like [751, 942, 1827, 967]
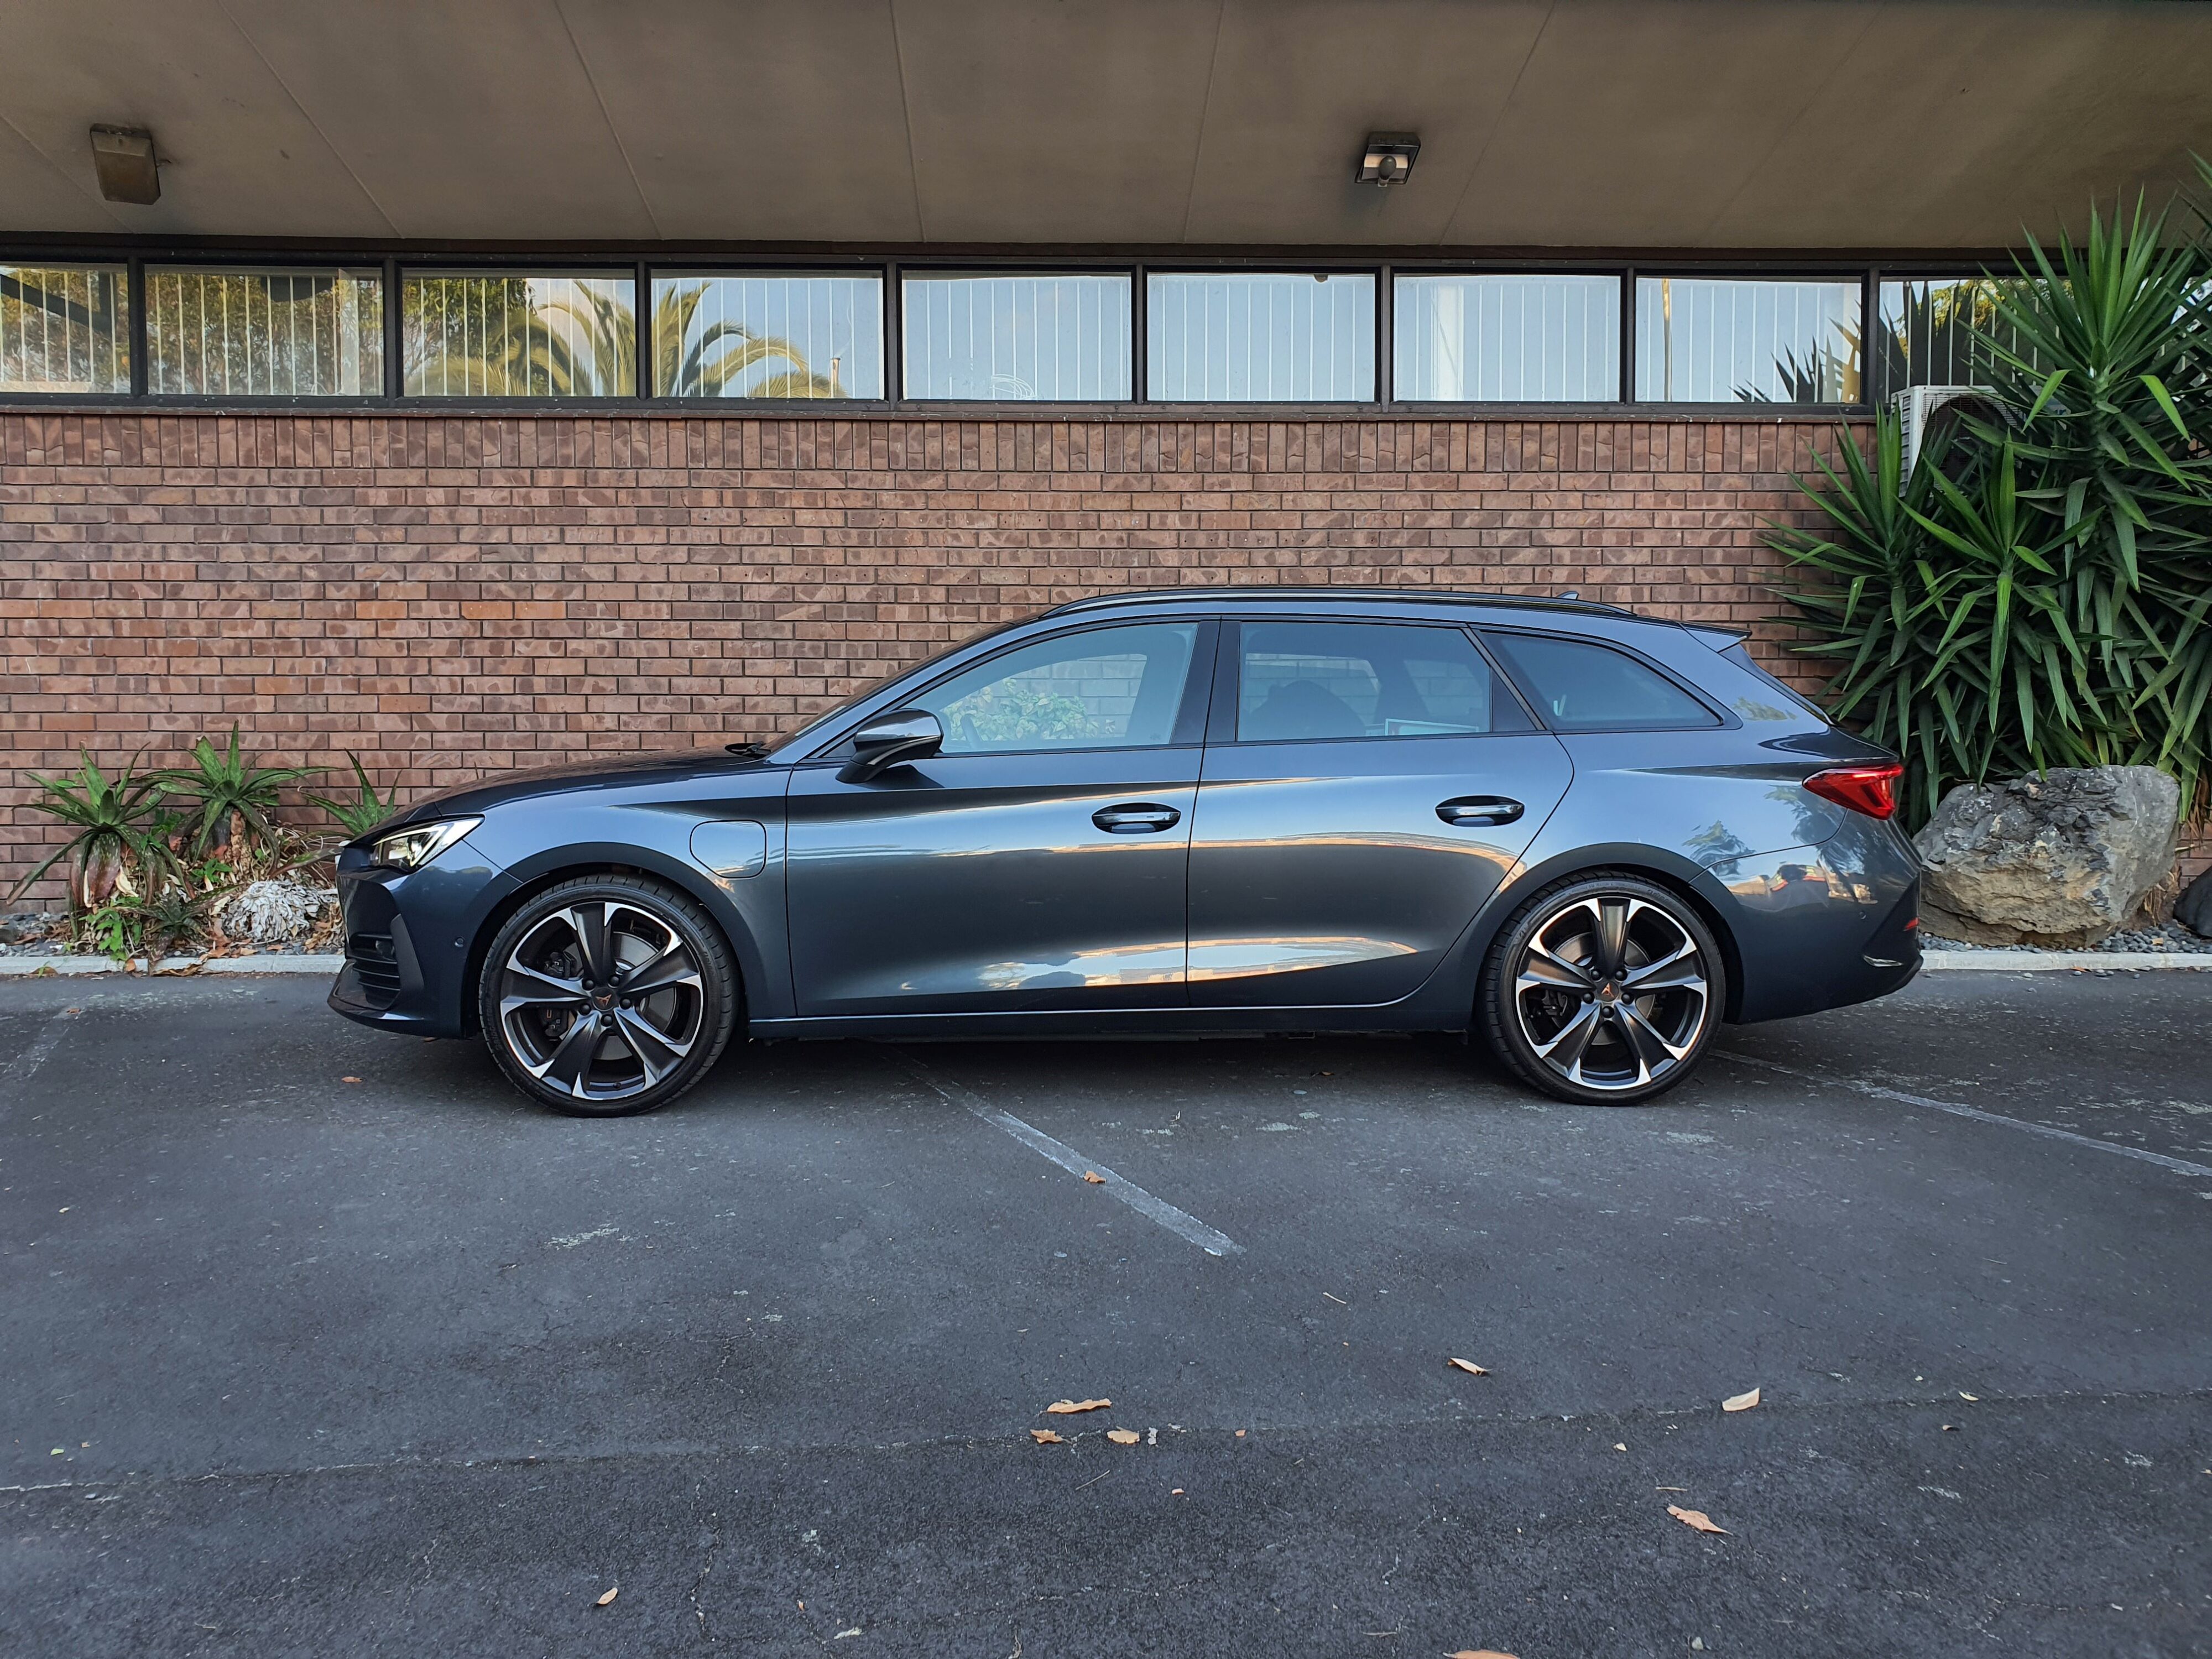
[1046, 1398, 1111, 1415]
[1030, 1428, 1064, 1444]
[1107, 1428, 1140, 1445]
[341, 1076, 362, 1084]
[1082, 1171, 1105, 1184]
[1447, 1358, 1490, 1377]
[1667, 1504, 1728, 1535]
[1171, 1488, 1185, 1495]
[596, 1587, 619, 1607]
[1959, 1391, 1979, 1402]
[1723, 1387, 1761, 1412]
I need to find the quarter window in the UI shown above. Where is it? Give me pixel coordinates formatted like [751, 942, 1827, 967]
[1235, 622, 1523, 743]
[1484, 633, 1719, 731]
[915, 623, 1199, 754]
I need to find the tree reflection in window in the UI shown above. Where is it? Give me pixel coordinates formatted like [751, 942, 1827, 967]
[403, 273, 635, 398]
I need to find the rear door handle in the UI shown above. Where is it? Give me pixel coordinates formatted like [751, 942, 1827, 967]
[1093, 802, 1182, 834]
[1437, 796, 1525, 828]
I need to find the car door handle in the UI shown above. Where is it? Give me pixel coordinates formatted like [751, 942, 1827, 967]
[1092, 802, 1182, 834]
[1437, 796, 1525, 828]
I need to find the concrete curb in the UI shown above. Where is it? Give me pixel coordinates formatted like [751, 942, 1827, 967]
[0, 953, 343, 978]
[1921, 950, 2212, 972]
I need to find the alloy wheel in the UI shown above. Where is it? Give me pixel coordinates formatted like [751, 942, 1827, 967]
[495, 899, 706, 1103]
[1511, 892, 1712, 1094]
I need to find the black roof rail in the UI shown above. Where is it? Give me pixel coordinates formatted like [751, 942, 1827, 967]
[1040, 586, 1639, 620]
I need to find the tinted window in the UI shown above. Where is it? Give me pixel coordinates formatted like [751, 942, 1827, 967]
[652, 272, 882, 398]
[1485, 633, 1719, 731]
[403, 272, 636, 397]
[1394, 274, 1620, 402]
[1634, 276, 1861, 404]
[1235, 622, 1523, 742]
[902, 274, 1132, 400]
[916, 623, 1198, 753]
[1147, 272, 1374, 401]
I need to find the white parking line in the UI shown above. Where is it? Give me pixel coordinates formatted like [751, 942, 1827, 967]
[1716, 1050, 2212, 1181]
[889, 1049, 1245, 1257]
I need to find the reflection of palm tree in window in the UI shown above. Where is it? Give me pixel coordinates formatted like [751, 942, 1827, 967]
[652, 281, 838, 398]
[405, 278, 637, 397]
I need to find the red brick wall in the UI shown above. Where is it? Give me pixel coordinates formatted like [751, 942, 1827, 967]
[3, 410, 1856, 901]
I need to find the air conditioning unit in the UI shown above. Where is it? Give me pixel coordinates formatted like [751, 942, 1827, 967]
[1894, 385, 1991, 481]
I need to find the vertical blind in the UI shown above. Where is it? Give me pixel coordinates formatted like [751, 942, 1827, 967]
[1635, 277, 1863, 403]
[0, 264, 131, 393]
[902, 274, 1132, 401]
[1395, 274, 1620, 401]
[651, 273, 882, 398]
[147, 268, 383, 397]
[403, 272, 637, 398]
[1147, 272, 1374, 401]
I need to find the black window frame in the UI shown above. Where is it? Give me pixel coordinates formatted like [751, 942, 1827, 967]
[1208, 616, 1538, 747]
[1478, 625, 1735, 734]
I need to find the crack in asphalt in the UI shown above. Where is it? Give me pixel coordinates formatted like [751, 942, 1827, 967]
[9, 1384, 2205, 1498]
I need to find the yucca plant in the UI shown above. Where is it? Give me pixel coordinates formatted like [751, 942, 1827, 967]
[172, 725, 319, 860]
[311, 753, 403, 838]
[9, 749, 171, 909]
[1772, 179, 2212, 827]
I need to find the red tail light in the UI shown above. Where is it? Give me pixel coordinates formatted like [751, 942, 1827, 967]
[1802, 762, 1903, 821]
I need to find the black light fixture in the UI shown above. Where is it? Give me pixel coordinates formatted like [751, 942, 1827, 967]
[90, 125, 160, 205]
[1355, 133, 1420, 189]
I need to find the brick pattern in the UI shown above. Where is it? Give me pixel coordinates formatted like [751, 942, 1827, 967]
[3, 410, 1860, 899]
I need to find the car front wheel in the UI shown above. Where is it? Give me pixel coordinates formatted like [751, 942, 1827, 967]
[1477, 873, 1724, 1106]
[477, 874, 739, 1117]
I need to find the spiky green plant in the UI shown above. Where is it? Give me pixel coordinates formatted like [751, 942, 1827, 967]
[171, 726, 318, 859]
[311, 753, 403, 838]
[9, 750, 171, 910]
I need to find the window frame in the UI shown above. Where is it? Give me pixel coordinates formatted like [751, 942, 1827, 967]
[1208, 617, 1538, 748]
[1390, 269, 1625, 405]
[801, 617, 1220, 763]
[1477, 625, 1735, 734]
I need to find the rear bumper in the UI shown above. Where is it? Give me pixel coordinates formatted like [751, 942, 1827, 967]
[1698, 819, 1923, 1024]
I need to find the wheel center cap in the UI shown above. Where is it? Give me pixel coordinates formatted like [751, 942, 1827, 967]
[1598, 982, 1620, 1003]
[591, 984, 619, 1012]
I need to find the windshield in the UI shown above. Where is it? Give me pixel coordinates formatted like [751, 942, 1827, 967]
[760, 618, 1025, 758]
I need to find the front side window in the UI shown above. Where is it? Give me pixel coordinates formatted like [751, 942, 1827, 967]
[902, 273, 1132, 401]
[148, 267, 383, 397]
[403, 271, 636, 398]
[1147, 272, 1374, 401]
[1485, 632, 1719, 731]
[1635, 276, 1861, 404]
[913, 623, 1199, 754]
[1235, 622, 1523, 743]
[1395, 274, 1620, 402]
[652, 272, 882, 399]
[1, 264, 130, 393]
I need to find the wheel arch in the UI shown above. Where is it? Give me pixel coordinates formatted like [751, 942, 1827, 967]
[1459, 845, 1747, 1023]
[459, 847, 758, 1037]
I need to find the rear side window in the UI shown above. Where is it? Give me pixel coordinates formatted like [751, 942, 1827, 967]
[1484, 632, 1720, 732]
[1235, 621, 1529, 742]
[1721, 641, 1827, 721]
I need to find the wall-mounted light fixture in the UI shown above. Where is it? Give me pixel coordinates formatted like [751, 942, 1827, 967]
[90, 126, 160, 205]
[1355, 133, 1420, 189]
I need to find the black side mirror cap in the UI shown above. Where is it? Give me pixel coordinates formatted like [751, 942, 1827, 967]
[840, 708, 943, 782]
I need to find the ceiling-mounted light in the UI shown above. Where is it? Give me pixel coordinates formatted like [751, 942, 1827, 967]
[90, 126, 160, 205]
[1355, 132, 1420, 189]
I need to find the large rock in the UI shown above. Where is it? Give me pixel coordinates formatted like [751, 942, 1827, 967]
[1913, 766, 2180, 947]
[220, 879, 337, 946]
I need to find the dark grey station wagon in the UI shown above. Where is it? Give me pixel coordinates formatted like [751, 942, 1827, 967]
[331, 588, 1921, 1114]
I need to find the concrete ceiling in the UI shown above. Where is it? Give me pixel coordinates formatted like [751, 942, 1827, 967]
[0, 0, 2206, 250]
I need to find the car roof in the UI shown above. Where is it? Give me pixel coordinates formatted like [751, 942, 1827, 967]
[1036, 587, 1744, 650]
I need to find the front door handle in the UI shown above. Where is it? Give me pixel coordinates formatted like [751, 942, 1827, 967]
[1093, 802, 1182, 835]
[1437, 796, 1525, 828]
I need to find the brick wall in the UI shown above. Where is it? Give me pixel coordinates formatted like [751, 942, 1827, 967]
[2, 410, 1857, 900]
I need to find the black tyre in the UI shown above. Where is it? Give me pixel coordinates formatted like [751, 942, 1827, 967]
[1476, 872, 1724, 1106]
[477, 874, 739, 1117]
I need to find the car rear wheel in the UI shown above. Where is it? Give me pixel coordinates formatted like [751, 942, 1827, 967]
[477, 874, 738, 1117]
[1477, 872, 1724, 1106]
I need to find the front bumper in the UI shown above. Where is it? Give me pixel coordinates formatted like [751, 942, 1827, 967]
[328, 836, 516, 1038]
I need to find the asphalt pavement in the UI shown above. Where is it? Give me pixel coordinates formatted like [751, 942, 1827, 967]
[2, 969, 2208, 1657]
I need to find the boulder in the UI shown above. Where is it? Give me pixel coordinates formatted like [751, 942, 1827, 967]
[2178, 868, 2212, 940]
[1913, 766, 2180, 947]
[220, 879, 337, 946]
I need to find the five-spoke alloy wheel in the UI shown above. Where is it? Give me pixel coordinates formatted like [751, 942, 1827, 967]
[477, 875, 738, 1115]
[1478, 873, 1724, 1105]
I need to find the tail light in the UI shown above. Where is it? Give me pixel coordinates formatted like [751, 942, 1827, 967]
[1802, 762, 1903, 821]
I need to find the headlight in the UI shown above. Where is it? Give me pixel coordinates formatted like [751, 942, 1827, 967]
[367, 817, 481, 871]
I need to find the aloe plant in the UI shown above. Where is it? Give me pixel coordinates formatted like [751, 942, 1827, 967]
[172, 725, 318, 858]
[312, 753, 403, 838]
[9, 749, 171, 909]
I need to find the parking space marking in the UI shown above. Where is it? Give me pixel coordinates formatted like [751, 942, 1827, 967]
[1, 1006, 80, 1121]
[888, 1049, 1245, 1257]
[1717, 1050, 2212, 1180]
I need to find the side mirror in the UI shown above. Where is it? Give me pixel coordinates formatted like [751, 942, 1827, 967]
[840, 708, 943, 782]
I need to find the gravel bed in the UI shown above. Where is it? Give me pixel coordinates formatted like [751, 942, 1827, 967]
[1922, 920, 2212, 954]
